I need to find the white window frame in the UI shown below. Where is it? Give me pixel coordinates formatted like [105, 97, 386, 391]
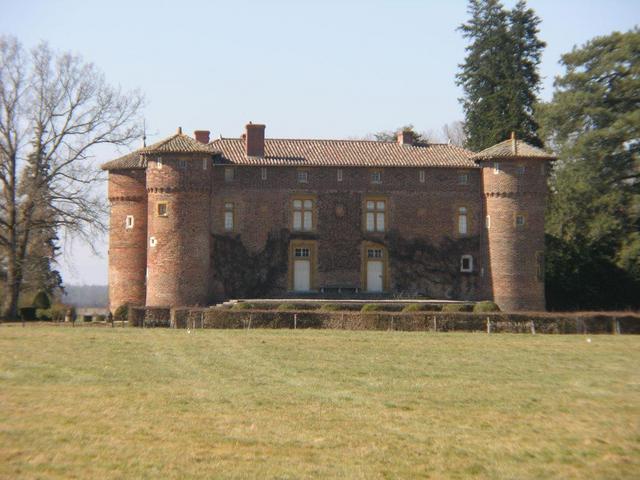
[178, 159, 187, 170]
[516, 164, 526, 175]
[371, 171, 382, 184]
[292, 198, 314, 232]
[156, 156, 163, 169]
[125, 215, 134, 230]
[149, 236, 157, 247]
[337, 169, 343, 182]
[493, 162, 501, 174]
[460, 255, 473, 273]
[486, 215, 491, 229]
[419, 170, 426, 183]
[202, 158, 208, 170]
[261, 167, 267, 180]
[458, 172, 470, 185]
[365, 199, 386, 232]
[224, 167, 234, 182]
[157, 202, 168, 217]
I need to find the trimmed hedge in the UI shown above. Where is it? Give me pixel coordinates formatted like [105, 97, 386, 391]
[442, 303, 474, 313]
[473, 301, 500, 313]
[128, 306, 640, 334]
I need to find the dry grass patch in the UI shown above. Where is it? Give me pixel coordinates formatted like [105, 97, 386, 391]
[0, 326, 638, 479]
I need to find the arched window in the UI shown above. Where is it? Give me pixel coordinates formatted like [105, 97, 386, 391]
[458, 207, 468, 235]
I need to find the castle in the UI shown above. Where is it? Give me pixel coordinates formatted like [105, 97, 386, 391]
[102, 123, 555, 312]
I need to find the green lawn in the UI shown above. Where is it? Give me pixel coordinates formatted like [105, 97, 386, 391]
[0, 327, 638, 479]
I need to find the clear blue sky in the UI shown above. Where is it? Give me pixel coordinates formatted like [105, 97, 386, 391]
[1, 0, 638, 285]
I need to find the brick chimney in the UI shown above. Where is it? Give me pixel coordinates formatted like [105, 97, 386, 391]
[194, 130, 210, 144]
[397, 130, 414, 145]
[245, 122, 265, 157]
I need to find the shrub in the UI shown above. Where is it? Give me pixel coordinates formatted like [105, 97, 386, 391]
[277, 303, 296, 311]
[114, 304, 129, 322]
[32, 290, 51, 309]
[422, 304, 443, 312]
[473, 301, 500, 313]
[361, 304, 383, 312]
[36, 309, 51, 321]
[19, 307, 37, 321]
[442, 303, 473, 313]
[82, 315, 92, 322]
[402, 304, 423, 313]
[93, 314, 106, 322]
[320, 303, 341, 311]
[231, 302, 255, 310]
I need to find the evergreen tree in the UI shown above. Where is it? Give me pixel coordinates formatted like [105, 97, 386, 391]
[539, 28, 640, 310]
[456, 0, 545, 151]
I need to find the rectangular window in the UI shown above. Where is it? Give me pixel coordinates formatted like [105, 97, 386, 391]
[460, 255, 473, 272]
[458, 207, 468, 235]
[419, 170, 426, 183]
[337, 169, 343, 182]
[125, 215, 134, 229]
[516, 214, 526, 227]
[149, 236, 157, 247]
[292, 198, 314, 231]
[371, 171, 382, 184]
[224, 167, 234, 182]
[261, 167, 267, 180]
[516, 164, 526, 175]
[224, 202, 234, 231]
[458, 172, 470, 185]
[202, 158, 208, 170]
[365, 199, 386, 232]
[294, 247, 310, 258]
[179, 159, 187, 169]
[156, 157, 163, 169]
[486, 215, 491, 229]
[297, 170, 308, 183]
[157, 202, 168, 217]
[493, 162, 501, 174]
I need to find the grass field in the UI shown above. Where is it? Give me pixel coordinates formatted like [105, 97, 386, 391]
[0, 327, 638, 479]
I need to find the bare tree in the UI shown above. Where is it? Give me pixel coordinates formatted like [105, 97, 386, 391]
[0, 36, 144, 319]
[442, 121, 467, 147]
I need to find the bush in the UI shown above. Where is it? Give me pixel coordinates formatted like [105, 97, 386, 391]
[231, 302, 255, 310]
[320, 303, 342, 311]
[361, 304, 384, 312]
[473, 301, 500, 313]
[402, 304, 423, 313]
[36, 309, 51, 321]
[442, 303, 473, 313]
[82, 315, 92, 322]
[93, 314, 106, 322]
[114, 304, 129, 322]
[422, 304, 443, 312]
[19, 307, 37, 321]
[277, 303, 296, 311]
[32, 290, 51, 309]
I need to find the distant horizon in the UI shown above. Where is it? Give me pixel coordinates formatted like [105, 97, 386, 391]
[2, 0, 638, 286]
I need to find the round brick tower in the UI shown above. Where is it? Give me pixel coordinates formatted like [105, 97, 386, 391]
[102, 152, 147, 313]
[474, 135, 555, 311]
[143, 128, 214, 307]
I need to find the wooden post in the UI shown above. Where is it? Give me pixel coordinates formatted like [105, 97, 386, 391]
[486, 317, 491, 334]
[530, 320, 536, 335]
[248, 314, 252, 330]
[390, 316, 394, 331]
[294, 313, 297, 330]
[613, 318, 621, 335]
[433, 316, 437, 332]
[341, 312, 345, 329]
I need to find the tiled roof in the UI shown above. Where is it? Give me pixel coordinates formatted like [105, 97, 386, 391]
[101, 149, 145, 170]
[471, 139, 556, 161]
[210, 138, 476, 168]
[140, 129, 216, 155]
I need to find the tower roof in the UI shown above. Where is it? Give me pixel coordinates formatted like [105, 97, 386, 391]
[140, 127, 216, 155]
[100, 149, 145, 170]
[471, 138, 556, 162]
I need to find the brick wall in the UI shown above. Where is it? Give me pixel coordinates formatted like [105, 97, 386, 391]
[107, 169, 147, 312]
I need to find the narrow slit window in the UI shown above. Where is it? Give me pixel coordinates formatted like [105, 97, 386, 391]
[179, 159, 187, 169]
[156, 157, 163, 169]
[337, 169, 343, 182]
[460, 255, 473, 272]
[493, 162, 501, 174]
[224, 202, 234, 231]
[261, 167, 267, 180]
[202, 158, 208, 170]
[458, 207, 468, 235]
[149, 236, 157, 247]
[419, 170, 426, 183]
[486, 215, 491, 229]
[125, 215, 134, 230]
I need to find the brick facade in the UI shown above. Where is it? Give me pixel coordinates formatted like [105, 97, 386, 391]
[104, 125, 554, 312]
